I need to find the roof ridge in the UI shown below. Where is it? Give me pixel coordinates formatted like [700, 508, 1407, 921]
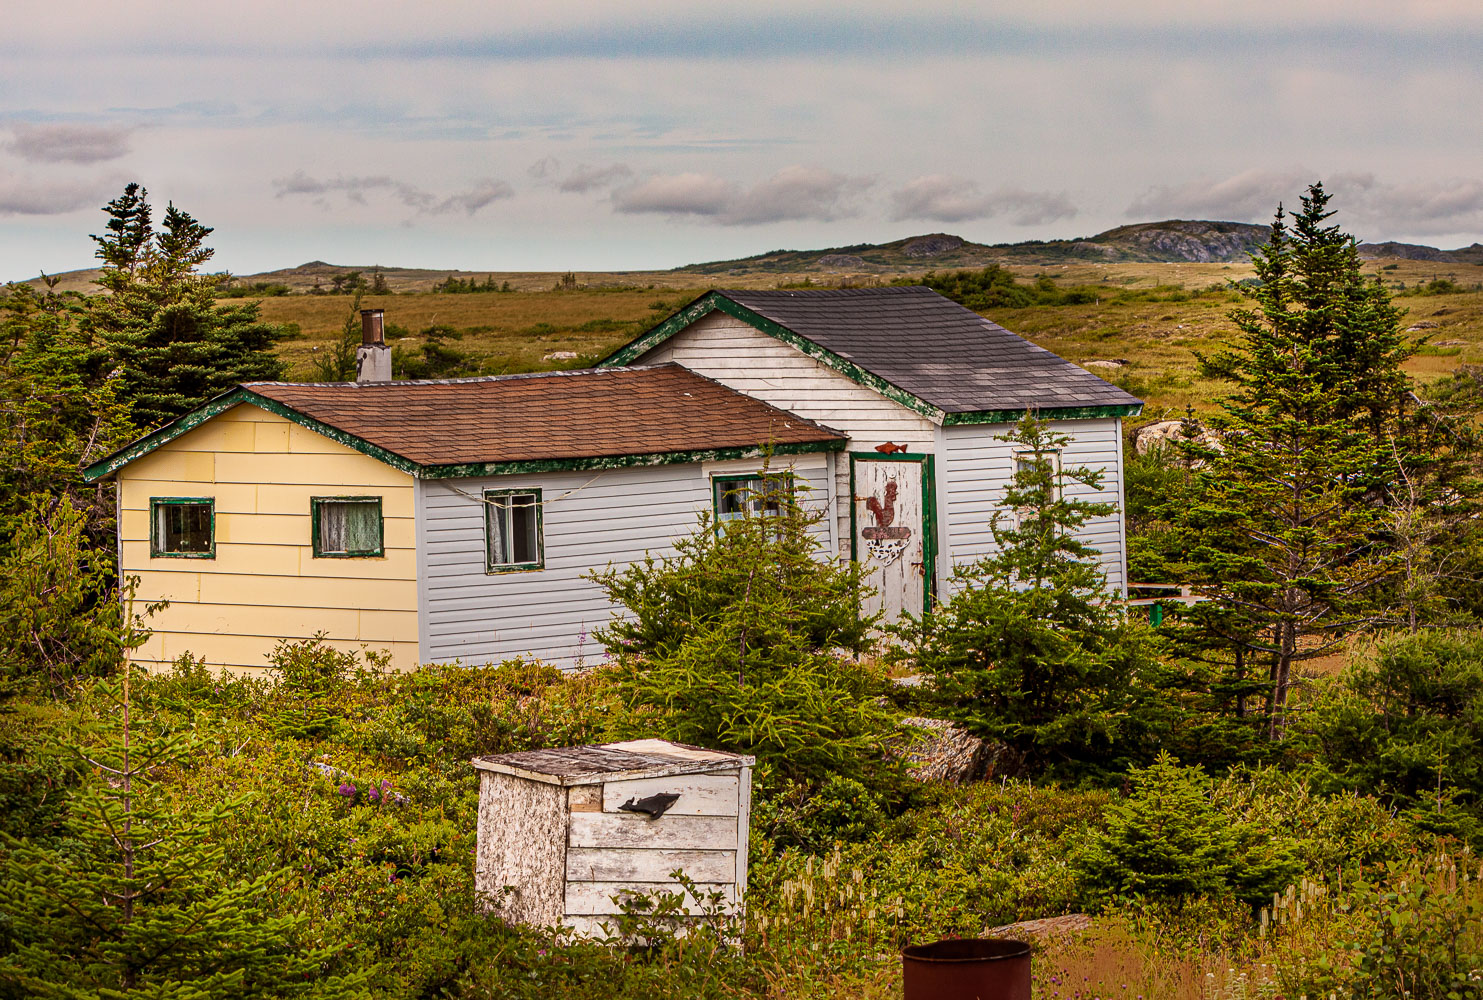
[242, 363, 673, 390]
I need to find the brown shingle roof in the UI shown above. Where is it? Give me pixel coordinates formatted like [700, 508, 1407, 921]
[242, 364, 844, 470]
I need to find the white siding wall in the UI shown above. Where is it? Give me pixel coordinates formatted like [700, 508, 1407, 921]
[640, 311, 937, 552]
[941, 418, 1127, 594]
[419, 454, 832, 669]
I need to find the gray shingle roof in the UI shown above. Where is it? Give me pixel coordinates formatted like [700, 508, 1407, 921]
[712, 286, 1141, 416]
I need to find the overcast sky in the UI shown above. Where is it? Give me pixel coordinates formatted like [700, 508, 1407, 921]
[3, 0, 1482, 278]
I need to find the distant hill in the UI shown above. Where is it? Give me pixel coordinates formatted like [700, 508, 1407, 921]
[673, 221, 1276, 275]
[1353, 241, 1483, 265]
[11, 219, 1483, 293]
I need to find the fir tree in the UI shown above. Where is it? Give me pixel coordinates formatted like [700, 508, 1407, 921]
[1167, 183, 1478, 733]
[593, 471, 890, 785]
[86, 184, 285, 429]
[0, 283, 133, 545]
[0, 650, 358, 999]
[903, 413, 1162, 774]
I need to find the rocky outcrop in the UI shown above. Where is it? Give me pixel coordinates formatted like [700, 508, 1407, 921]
[894, 717, 991, 783]
[902, 234, 966, 258]
[816, 254, 868, 269]
[989, 914, 1093, 938]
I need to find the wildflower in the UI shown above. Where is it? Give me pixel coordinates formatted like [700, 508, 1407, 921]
[338, 782, 356, 798]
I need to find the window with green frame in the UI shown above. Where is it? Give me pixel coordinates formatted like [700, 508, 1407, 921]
[712, 473, 794, 524]
[151, 497, 215, 558]
[485, 489, 542, 571]
[312, 497, 384, 557]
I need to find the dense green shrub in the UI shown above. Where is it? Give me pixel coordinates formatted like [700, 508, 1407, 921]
[1309, 630, 1483, 841]
[1078, 754, 1302, 906]
[595, 475, 896, 788]
[899, 415, 1169, 775]
[0, 497, 129, 695]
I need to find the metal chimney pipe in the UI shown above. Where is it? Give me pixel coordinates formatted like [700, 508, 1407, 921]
[361, 309, 385, 346]
[355, 309, 392, 383]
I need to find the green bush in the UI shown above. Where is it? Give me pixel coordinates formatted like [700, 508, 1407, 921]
[595, 474, 895, 788]
[1078, 753, 1301, 906]
[0, 497, 129, 695]
[899, 415, 1169, 776]
[1309, 630, 1483, 840]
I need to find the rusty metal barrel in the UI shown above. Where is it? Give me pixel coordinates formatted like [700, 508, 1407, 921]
[902, 938, 1031, 1000]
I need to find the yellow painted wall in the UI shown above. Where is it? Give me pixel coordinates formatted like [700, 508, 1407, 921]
[118, 403, 419, 674]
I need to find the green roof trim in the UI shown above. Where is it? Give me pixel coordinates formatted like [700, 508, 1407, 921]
[81, 388, 425, 482]
[941, 403, 1144, 425]
[415, 437, 846, 480]
[82, 385, 845, 483]
[600, 294, 720, 367]
[600, 291, 947, 422]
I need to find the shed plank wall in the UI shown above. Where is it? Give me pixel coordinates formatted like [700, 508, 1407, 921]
[941, 419, 1127, 593]
[639, 312, 937, 552]
[419, 455, 830, 669]
[117, 404, 419, 672]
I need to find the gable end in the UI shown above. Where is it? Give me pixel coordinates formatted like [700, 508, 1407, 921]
[601, 292, 946, 422]
[82, 389, 424, 482]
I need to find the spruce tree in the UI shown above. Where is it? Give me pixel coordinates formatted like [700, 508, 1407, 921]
[904, 413, 1161, 774]
[0, 283, 133, 545]
[0, 653, 358, 999]
[86, 184, 285, 429]
[1169, 183, 1478, 733]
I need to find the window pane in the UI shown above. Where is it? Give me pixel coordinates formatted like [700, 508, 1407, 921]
[487, 493, 540, 568]
[510, 495, 537, 563]
[157, 502, 212, 554]
[487, 501, 510, 565]
[317, 500, 381, 555]
[342, 503, 380, 552]
[319, 506, 346, 552]
[716, 478, 762, 521]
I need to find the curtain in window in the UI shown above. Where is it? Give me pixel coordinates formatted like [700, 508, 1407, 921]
[321, 501, 379, 554]
[487, 494, 538, 566]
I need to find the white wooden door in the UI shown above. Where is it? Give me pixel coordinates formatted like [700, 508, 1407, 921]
[852, 457, 929, 622]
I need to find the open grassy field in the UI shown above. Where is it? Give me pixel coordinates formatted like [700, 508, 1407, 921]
[259, 288, 705, 378]
[248, 257, 1483, 414]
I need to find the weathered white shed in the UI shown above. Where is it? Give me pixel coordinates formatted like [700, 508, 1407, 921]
[472, 739, 754, 938]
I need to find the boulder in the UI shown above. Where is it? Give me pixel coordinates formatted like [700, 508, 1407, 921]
[894, 716, 991, 783]
[1133, 419, 1222, 457]
[988, 913, 1093, 938]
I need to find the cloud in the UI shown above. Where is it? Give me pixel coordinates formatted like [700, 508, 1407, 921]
[433, 179, 514, 215]
[1328, 173, 1483, 238]
[724, 165, 871, 224]
[890, 175, 994, 222]
[1124, 169, 1483, 239]
[558, 162, 632, 193]
[271, 170, 510, 215]
[6, 122, 133, 164]
[0, 173, 120, 216]
[527, 156, 560, 180]
[612, 171, 735, 217]
[612, 165, 871, 225]
[890, 175, 1076, 226]
[1125, 169, 1309, 221]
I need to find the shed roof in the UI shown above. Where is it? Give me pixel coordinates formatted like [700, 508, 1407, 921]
[472, 739, 755, 786]
[602, 286, 1143, 423]
[83, 364, 846, 481]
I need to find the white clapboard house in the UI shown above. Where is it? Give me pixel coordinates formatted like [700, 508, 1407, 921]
[85, 287, 1141, 674]
[600, 286, 1143, 620]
